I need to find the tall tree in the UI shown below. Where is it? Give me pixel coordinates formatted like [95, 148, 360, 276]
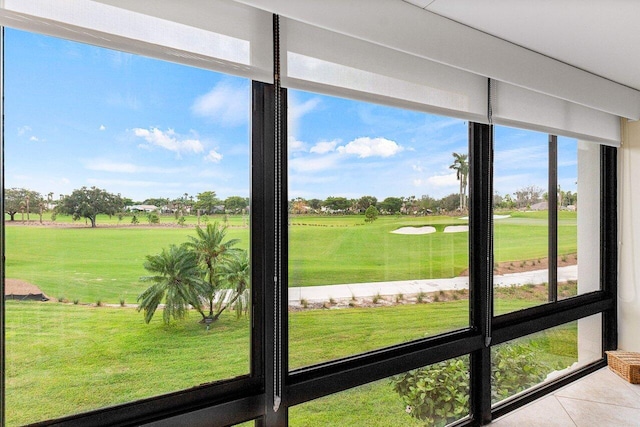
[379, 197, 403, 214]
[449, 152, 469, 211]
[357, 195, 378, 212]
[185, 223, 241, 320]
[4, 188, 42, 221]
[137, 245, 207, 324]
[194, 191, 220, 214]
[323, 196, 351, 212]
[56, 186, 123, 228]
[224, 196, 249, 214]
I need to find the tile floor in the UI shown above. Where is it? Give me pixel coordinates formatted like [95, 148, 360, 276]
[491, 368, 640, 426]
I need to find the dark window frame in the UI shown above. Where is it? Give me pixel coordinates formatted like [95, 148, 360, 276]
[0, 20, 618, 427]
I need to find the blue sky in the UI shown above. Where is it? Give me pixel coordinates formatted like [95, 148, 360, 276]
[5, 28, 577, 203]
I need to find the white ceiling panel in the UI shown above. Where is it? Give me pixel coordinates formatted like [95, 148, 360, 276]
[412, 0, 640, 91]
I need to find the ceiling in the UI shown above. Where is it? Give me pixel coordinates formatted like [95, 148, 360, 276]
[404, 0, 640, 91]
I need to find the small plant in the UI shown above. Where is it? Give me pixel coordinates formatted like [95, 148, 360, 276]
[351, 293, 357, 301]
[561, 254, 568, 262]
[50, 212, 57, 222]
[537, 258, 541, 264]
[73, 299, 79, 305]
[520, 261, 526, 268]
[301, 298, 308, 309]
[147, 212, 160, 224]
[395, 293, 403, 303]
[120, 298, 126, 307]
[452, 293, 460, 300]
[95, 299, 103, 307]
[329, 297, 336, 305]
[433, 294, 440, 302]
[131, 215, 139, 225]
[372, 293, 382, 304]
[416, 290, 426, 303]
[177, 216, 186, 226]
[57, 296, 67, 303]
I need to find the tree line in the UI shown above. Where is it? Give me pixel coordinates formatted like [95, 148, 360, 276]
[4, 187, 249, 228]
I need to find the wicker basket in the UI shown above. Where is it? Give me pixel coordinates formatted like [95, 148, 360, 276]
[606, 351, 640, 384]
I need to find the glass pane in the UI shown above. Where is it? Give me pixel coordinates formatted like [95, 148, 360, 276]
[558, 138, 600, 300]
[288, 90, 470, 369]
[491, 314, 602, 405]
[493, 126, 550, 315]
[4, 29, 251, 425]
[290, 356, 470, 427]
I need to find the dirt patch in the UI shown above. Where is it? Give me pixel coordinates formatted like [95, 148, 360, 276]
[4, 278, 49, 301]
[459, 253, 577, 276]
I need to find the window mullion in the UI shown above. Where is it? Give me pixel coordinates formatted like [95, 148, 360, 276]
[469, 121, 493, 425]
[549, 135, 558, 302]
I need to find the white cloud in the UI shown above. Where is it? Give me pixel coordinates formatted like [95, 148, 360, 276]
[132, 127, 204, 155]
[87, 178, 180, 188]
[18, 126, 32, 136]
[99, 125, 106, 131]
[204, 149, 223, 163]
[289, 153, 340, 173]
[412, 164, 423, 172]
[288, 137, 306, 153]
[29, 136, 39, 142]
[83, 159, 186, 174]
[426, 172, 459, 188]
[337, 137, 403, 158]
[310, 140, 338, 154]
[288, 96, 321, 138]
[191, 81, 249, 127]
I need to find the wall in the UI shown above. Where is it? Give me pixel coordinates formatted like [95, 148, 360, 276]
[577, 141, 602, 362]
[618, 119, 640, 352]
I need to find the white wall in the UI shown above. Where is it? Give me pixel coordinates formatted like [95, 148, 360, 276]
[618, 119, 640, 351]
[577, 141, 602, 362]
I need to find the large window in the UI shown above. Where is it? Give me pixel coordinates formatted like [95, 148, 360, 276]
[4, 29, 252, 425]
[287, 90, 470, 369]
[0, 6, 619, 427]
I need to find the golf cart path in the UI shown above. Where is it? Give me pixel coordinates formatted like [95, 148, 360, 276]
[288, 265, 577, 303]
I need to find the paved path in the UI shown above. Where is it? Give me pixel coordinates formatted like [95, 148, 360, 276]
[288, 265, 577, 304]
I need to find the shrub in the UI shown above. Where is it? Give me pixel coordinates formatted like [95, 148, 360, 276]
[120, 298, 126, 307]
[392, 357, 469, 427]
[73, 299, 79, 305]
[392, 342, 552, 426]
[147, 212, 160, 224]
[131, 215, 139, 225]
[177, 216, 186, 226]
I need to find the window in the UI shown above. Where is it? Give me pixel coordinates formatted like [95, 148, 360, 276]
[4, 29, 253, 425]
[0, 7, 619, 426]
[287, 90, 470, 369]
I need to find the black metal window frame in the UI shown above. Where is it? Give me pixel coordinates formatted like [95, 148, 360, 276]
[0, 20, 618, 427]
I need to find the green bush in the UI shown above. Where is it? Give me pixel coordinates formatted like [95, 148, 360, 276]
[147, 212, 160, 224]
[392, 358, 469, 427]
[392, 343, 552, 426]
[491, 342, 549, 402]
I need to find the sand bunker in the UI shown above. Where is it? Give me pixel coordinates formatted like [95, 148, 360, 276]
[392, 226, 437, 235]
[443, 225, 469, 233]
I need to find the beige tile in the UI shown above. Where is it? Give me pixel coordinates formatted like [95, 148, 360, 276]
[555, 369, 640, 409]
[557, 396, 640, 427]
[491, 396, 576, 427]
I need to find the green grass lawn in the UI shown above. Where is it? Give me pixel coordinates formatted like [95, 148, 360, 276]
[4, 298, 556, 426]
[3, 211, 579, 425]
[5, 211, 577, 301]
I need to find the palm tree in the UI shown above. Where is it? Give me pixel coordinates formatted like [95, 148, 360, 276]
[449, 152, 469, 211]
[185, 222, 241, 319]
[215, 251, 250, 320]
[137, 244, 206, 324]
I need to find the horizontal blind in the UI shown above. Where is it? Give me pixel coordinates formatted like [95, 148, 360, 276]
[492, 81, 621, 147]
[0, 0, 273, 83]
[281, 18, 489, 123]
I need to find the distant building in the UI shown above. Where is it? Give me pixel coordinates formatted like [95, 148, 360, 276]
[126, 205, 158, 213]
